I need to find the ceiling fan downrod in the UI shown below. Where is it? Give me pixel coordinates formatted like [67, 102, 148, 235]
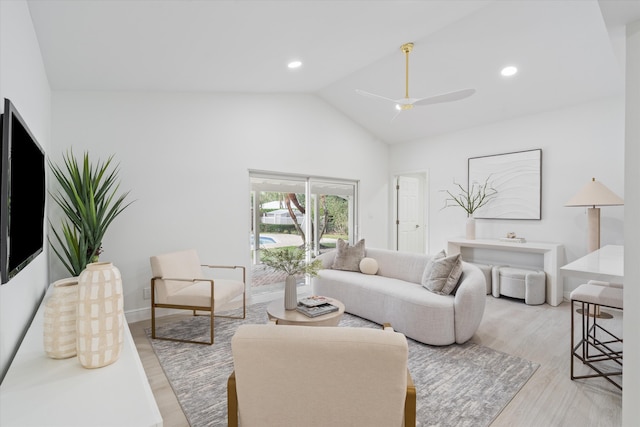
[398, 42, 414, 110]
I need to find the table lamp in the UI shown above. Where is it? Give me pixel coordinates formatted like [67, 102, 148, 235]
[565, 178, 623, 253]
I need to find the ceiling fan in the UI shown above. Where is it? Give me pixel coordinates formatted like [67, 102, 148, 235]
[356, 42, 475, 119]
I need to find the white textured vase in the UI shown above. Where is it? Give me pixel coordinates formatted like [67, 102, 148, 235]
[466, 216, 476, 240]
[77, 262, 124, 369]
[43, 277, 79, 359]
[284, 275, 298, 310]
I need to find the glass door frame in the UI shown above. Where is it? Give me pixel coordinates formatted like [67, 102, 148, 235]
[249, 170, 359, 267]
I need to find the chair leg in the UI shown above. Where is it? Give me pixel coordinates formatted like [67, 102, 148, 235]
[405, 371, 416, 427]
[209, 308, 215, 345]
[151, 304, 157, 339]
[227, 371, 239, 427]
[571, 299, 622, 389]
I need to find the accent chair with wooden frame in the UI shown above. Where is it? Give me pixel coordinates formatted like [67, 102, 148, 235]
[228, 323, 416, 427]
[150, 249, 246, 345]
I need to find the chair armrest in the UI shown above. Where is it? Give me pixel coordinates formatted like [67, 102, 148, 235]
[405, 370, 416, 427]
[152, 276, 211, 283]
[227, 371, 238, 427]
[201, 265, 246, 284]
[202, 264, 245, 270]
[150, 277, 215, 310]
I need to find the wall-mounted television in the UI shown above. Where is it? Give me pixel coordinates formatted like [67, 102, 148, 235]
[1, 98, 46, 284]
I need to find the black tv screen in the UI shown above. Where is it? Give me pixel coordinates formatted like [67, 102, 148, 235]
[0, 98, 46, 284]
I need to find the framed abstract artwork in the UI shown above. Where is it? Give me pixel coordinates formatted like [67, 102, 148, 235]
[468, 149, 542, 220]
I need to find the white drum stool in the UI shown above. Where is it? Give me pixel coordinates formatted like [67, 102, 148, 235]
[570, 283, 623, 390]
[491, 266, 545, 305]
[470, 262, 494, 295]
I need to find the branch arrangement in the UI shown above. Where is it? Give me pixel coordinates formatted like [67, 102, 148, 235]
[260, 245, 322, 277]
[441, 176, 497, 217]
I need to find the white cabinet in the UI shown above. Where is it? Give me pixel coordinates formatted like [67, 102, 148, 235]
[0, 286, 162, 427]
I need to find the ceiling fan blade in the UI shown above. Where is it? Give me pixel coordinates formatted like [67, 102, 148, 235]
[390, 109, 403, 122]
[355, 89, 397, 104]
[413, 88, 476, 106]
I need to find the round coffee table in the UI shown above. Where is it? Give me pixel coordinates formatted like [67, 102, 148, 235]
[266, 298, 345, 326]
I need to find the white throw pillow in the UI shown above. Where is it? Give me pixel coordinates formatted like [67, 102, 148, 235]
[359, 257, 379, 275]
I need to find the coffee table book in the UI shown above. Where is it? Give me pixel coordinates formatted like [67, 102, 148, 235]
[296, 302, 339, 318]
[298, 296, 332, 307]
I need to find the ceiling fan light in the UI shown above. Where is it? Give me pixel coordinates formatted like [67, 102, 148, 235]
[501, 66, 518, 77]
[395, 104, 402, 111]
[287, 60, 302, 69]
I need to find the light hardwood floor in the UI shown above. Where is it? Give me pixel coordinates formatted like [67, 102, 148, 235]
[129, 295, 622, 427]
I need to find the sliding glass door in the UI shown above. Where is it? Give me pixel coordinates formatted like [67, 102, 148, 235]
[249, 171, 358, 293]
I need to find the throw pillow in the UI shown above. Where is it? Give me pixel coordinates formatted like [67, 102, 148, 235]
[359, 257, 378, 275]
[332, 238, 365, 272]
[421, 253, 463, 295]
[420, 249, 446, 284]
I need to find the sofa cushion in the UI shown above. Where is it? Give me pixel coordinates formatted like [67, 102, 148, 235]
[359, 257, 379, 275]
[332, 238, 365, 271]
[421, 253, 463, 295]
[364, 248, 430, 284]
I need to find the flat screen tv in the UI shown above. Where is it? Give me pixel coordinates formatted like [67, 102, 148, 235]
[0, 98, 46, 284]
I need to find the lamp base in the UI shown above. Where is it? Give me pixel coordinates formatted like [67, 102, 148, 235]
[576, 306, 613, 319]
[587, 207, 600, 253]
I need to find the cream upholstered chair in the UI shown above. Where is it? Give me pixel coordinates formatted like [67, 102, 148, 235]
[228, 323, 416, 427]
[150, 249, 245, 345]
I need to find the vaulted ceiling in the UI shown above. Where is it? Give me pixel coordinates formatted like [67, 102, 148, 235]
[27, 0, 640, 144]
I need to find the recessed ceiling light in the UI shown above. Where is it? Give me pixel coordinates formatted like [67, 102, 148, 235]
[501, 66, 518, 77]
[288, 60, 302, 69]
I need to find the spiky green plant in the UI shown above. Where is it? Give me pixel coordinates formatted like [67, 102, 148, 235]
[48, 150, 133, 276]
[260, 246, 322, 277]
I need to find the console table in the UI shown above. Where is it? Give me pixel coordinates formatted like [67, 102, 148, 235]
[0, 285, 163, 427]
[447, 238, 565, 306]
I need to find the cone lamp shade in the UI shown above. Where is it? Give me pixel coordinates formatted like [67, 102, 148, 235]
[565, 178, 623, 252]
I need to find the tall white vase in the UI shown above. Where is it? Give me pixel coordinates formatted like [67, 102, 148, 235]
[43, 277, 79, 359]
[284, 275, 298, 310]
[76, 262, 124, 369]
[466, 216, 476, 240]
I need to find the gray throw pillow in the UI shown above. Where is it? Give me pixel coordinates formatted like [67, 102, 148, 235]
[332, 238, 365, 272]
[420, 249, 446, 283]
[421, 253, 463, 295]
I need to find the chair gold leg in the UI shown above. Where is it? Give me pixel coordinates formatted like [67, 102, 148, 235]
[227, 371, 239, 427]
[405, 370, 416, 427]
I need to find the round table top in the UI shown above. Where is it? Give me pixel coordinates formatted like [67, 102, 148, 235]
[266, 297, 345, 327]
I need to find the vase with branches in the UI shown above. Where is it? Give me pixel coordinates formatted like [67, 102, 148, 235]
[48, 150, 133, 277]
[261, 245, 322, 309]
[441, 177, 497, 239]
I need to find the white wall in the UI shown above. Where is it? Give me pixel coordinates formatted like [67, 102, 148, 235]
[0, 0, 51, 381]
[390, 96, 625, 296]
[50, 91, 389, 319]
[623, 18, 640, 427]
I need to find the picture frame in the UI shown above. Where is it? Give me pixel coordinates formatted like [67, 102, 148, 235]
[468, 149, 542, 220]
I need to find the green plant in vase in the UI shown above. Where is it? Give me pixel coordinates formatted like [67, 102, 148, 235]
[260, 245, 322, 309]
[48, 150, 133, 276]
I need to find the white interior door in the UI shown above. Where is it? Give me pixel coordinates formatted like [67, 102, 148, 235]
[396, 174, 425, 253]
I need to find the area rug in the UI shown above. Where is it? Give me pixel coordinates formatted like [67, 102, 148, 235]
[147, 303, 538, 427]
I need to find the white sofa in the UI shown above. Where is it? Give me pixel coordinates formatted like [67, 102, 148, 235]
[312, 248, 486, 345]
